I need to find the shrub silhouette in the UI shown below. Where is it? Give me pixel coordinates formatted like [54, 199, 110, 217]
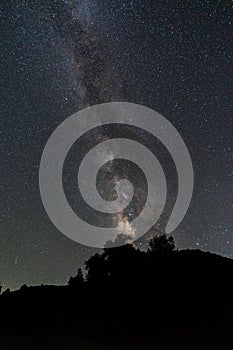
[68, 268, 85, 287]
[147, 234, 175, 255]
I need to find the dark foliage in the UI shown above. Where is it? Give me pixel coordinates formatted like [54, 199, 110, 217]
[68, 268, 85, 287]
[0, 235, 232, 349]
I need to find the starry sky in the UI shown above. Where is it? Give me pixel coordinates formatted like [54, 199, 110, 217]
[0, 0, 232, 290]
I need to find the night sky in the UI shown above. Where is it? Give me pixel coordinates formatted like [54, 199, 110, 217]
[0, 0, 232, 290]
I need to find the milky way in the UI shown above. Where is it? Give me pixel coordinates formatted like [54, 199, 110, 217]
[0, 0, 232, 289]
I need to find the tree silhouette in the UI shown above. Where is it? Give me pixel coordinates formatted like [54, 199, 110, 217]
[85, 242, 142, 284]
[68, 268, 85, 287]
[147, 234, 175, 255]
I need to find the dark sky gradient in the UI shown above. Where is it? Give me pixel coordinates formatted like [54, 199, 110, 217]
[0, 0, 232, 290]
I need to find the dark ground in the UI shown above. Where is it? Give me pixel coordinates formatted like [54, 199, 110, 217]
[0, 239, 232, 349]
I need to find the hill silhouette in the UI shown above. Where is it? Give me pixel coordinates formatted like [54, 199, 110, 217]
[0, 235, 232, 349]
